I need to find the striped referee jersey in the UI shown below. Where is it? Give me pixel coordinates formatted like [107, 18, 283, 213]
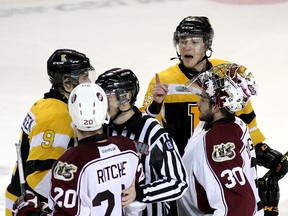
[105, 107, 188, 216]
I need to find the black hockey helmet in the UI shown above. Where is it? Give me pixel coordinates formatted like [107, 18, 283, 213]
[96, 68, 139, 105]
[173, 16, 214, 50]
[47, 49, 94, 87]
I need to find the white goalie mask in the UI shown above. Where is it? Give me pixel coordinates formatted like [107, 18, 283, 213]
[68, 82, 109, 131]
[185, 63, 258, 113]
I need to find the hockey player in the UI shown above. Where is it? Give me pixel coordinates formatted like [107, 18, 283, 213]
[96, 68, 188, 216]
[6, 49, 94, 215]
[142, 16, 288, 215]
[48, 82, 145, 215]
[177, 63, 264, 216]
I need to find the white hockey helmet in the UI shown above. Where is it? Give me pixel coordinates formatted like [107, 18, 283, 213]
[185, 63, 258, 113]
[68, 82, 109, 131]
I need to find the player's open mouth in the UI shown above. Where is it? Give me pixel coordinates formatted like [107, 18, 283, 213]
[184, 55, 193, 59]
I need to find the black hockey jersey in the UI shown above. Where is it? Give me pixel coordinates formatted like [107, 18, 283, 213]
[142, 59, 265, 156]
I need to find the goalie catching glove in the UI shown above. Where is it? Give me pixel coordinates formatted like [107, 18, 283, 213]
[13, 190, 51, 216]
[255, 143, 288, 180]
[258, 176, 279, 216]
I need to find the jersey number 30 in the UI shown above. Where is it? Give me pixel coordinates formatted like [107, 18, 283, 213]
[221, 167, 246, 189]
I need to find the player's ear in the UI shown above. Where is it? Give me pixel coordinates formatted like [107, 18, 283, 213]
[63, 77, 73, 93]
[213, 105, 221, 113]
[126, 92, 132, 102]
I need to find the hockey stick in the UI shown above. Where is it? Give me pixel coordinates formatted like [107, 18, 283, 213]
[15, 142, 26, 196]
[262, 150, 288, 179]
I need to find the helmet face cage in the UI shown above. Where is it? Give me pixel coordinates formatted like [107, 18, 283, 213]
[201, 72, 247, 113]
[47, 49, 94, 87]
[96, 68, 140, 105]
[173, 16, 214, 50]
[209, 63, 240, 79]
[187, 63, 258, 113]
[209, 63, 258, 97]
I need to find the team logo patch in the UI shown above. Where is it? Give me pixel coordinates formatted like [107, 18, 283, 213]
[212, 142, 236, 162]
[96, 92, 103, 101]
[21, 111, 35, 134]
[175, 85, 190, 92]
[133, 140, 149, 155]
[54, 161, 77, 181]
[71, 93, 77, 104]
[165, 140, 174, 151]
[143, 95, 153, 106]
[61, 54, 67, 62]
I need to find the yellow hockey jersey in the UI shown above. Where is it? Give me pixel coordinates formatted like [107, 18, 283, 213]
[5, 89, 75, 215]
[142, 59, 265, 156]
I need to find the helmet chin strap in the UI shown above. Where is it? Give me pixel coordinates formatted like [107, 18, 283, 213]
[196, 55, 208, 68]
[172, 47, 213, 72]
[110, 109, 122, 123]
[190, 48, 213, 67]
[196, 49, 213, 72]
[110, 104, 133, 123]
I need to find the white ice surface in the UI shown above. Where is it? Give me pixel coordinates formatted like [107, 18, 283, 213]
[1, 0, 288, 214]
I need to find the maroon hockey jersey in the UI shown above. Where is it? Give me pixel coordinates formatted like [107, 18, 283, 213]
[177, 117, 264, 216]
[48, 135, 144, 215]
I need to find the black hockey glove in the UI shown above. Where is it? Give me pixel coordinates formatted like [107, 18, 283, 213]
[12, 190, 51, 216]
[258, 176, 279, 216]
[255, 143, 288, 180]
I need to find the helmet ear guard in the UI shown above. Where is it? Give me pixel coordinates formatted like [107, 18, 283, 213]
[185, 63, 258, 113]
